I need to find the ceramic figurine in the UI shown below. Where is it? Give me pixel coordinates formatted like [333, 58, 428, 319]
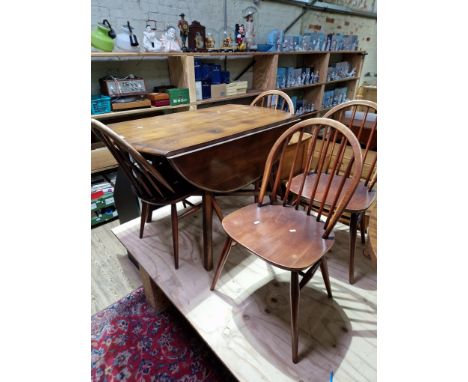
[142, 25, 161, 52]
[205, 32, 215, 49]
[161, 26, 181, 52]
[235, 24, 246, 51]
[222, 32, 233, 50]
[242, 6, 257, 50]
[115, 21, 139, 52]
[178, 13, 189, 51]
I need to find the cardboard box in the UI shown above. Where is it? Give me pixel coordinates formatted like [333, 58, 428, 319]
[211, 84, 227, 99]
[195, 81, 203, 100]
[226, 81, 248, 95]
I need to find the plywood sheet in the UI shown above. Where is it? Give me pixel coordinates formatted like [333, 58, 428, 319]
[113, 196, 376, 382]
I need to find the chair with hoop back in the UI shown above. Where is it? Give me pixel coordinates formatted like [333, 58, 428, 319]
[210, 118, 363, 363]
[250, 89, 295, 114]
[289, 100, 377, 284]
[91, 119, 200, 269]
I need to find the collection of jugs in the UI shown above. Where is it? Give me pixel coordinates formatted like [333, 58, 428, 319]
[92, 19, 139, 52]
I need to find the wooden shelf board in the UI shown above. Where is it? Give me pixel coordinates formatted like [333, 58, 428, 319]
[91, 50, 367, 61]
[278, 82, 324, 92]
[195, 90, 262, 105]
[91, 147, 118, 174]
[326, 77, 360, 85]
[91, 104, 190, 120]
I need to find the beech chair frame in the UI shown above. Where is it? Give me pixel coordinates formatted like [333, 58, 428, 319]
[210, 118, 363, 363]
[91, 118, 200, 269]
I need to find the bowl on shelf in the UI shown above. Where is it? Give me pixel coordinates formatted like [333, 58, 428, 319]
[256, 44, 273, 52]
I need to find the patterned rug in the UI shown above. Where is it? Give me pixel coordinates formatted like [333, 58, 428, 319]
[91, 287, 236, 382]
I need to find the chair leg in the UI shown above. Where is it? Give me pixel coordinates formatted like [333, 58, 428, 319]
[360, 212, 366, 245]
[171, 204, 179, 269]
[146, 205, 153, 223]
[210, 237, 233, 291]
[290, 271, 300, 364]
[320, 257, 333, 298]
[254, 179, 260, 203]
[139, 201, 149, 239]
[349, 212, 359, 284]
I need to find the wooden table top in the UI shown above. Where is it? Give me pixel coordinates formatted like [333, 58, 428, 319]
[108, 104, 295, 158]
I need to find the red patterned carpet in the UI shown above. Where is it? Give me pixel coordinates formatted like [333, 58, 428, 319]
[91, 287, 236, 382]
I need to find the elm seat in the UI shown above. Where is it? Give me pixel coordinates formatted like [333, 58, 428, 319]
[210, 118, 364, 364]
[289, 173, 376, 213]
[222, 204, 334, 271]
[292, 100, 377, 284]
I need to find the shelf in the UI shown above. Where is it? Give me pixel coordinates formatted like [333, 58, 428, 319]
[278, 82, 324, 92]
[195, 90, 262, 105]
[298, 110, 321, 119]
[91, 104, 190, 120]
[91, 50, 367, 61]
[326, 76, 360, 85]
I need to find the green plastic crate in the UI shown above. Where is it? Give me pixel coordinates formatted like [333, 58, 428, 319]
[166, 88, 189, 106]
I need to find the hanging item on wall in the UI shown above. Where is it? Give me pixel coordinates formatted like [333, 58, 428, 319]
[142, 23, 161, 52]
[115, 21, 139, 52]
[242, 6, 257, 51]
[161, 26, 181, 52]
[91, 19, 116, 52]
[178, 13, 189, 52]
[188, 21, 206, 52]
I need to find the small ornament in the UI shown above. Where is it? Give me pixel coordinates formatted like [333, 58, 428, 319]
[161, 26, 181, 52]
[235, 23, 246, 51]
[242, 6, 257, 51]
[188, 21, 206, 51]
[142, 24, 161, 52]
[205, 32, 215, 49]
[178, 13, 189, 51]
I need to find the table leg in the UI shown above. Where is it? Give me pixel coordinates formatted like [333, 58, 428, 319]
[113, 167, 140, 224]
[202, 191, 213, 270]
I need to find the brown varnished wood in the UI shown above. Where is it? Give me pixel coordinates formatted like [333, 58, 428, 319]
[288, 100, 376, 284]
[91, 118, 199, 269]
[320, 256, 333, 298]
[203, 192, 213, 270]
[108, 104, 295, 157]
[349, 213, 359, 285]
[171, 203, 179, 269]
[222, 204, 334, 271]
[290, 271, 300, 363]
[289, 174, 376, 212]
[211, 118, 363, 363]
[170, 119, 296, 192]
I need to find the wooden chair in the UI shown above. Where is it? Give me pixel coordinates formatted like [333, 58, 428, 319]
[289, 100, 377, 284]
[210, 118, 363, 363]
[91, 119, 200, 269]
[250, 89, 295, 114]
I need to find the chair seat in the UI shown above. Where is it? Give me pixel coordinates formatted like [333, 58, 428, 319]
[222, 204, 334, 271]
[289, 173, 376, 213]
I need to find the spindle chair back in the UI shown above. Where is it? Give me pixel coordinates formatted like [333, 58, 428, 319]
[210, 118, 363, 363]
[250, 90, 295, 114]
[91, 119, 199, 269]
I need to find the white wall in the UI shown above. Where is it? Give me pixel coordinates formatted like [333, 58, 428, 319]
[91, 0, 377, 89]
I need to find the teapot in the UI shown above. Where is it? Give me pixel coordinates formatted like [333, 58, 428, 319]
[115, 21, 140, 52]
[91, 19, 116, 52]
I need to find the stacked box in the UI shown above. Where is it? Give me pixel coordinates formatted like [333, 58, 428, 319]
[226, 81, 248, 96]
[166, 88, 189, 106]
[277, 67, 286, 88]
[211, 84, 227, 98]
